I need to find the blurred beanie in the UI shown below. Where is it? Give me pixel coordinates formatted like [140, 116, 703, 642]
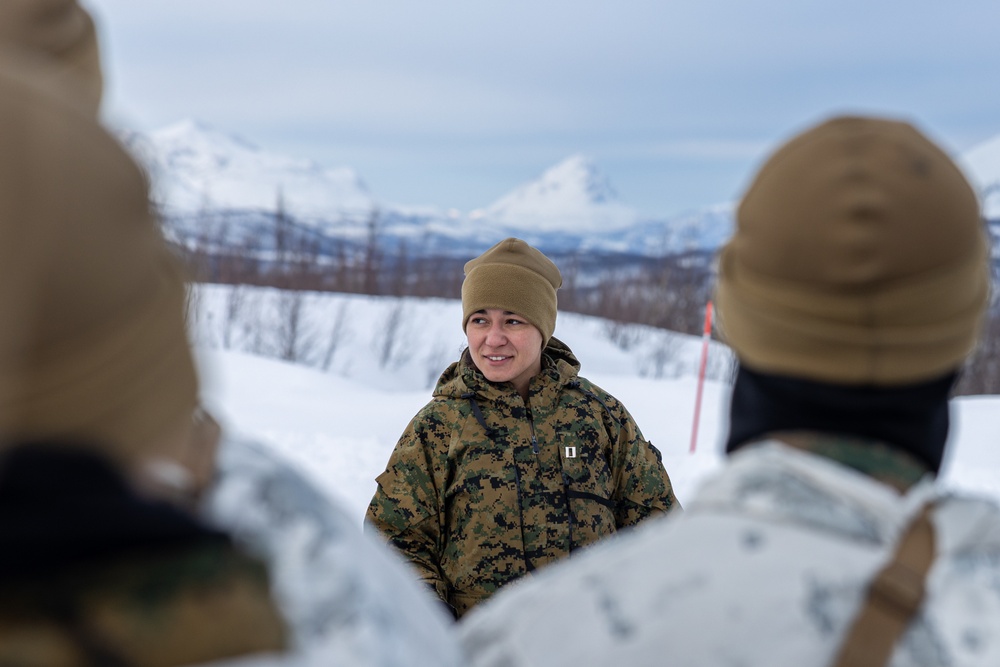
[0, 0, 103, 115]
[462, 238, 563, 345]
[0, 61, 198, 467]
[716, 115, 990, 386]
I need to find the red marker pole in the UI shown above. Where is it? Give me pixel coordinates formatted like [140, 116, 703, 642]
[689, 301, 714, 454]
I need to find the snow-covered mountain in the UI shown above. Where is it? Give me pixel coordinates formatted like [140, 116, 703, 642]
[121, 120, 729, 259]
[123, 120, 377, 228]
[120, 119, 1000, 263]
[473, 154, 639, 233]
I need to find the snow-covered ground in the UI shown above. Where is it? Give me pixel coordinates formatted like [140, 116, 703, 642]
[191, 285, 1000, 522]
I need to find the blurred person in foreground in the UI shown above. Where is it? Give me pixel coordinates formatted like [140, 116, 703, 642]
[0, 53, 287, 665]
[0, 0, 104, 116]
[0, 2, 466, 665]
[367, 238, 680, 619]
[458, 116, 1000, 667]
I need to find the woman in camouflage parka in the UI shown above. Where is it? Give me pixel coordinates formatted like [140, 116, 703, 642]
[367, 239, 679, 619]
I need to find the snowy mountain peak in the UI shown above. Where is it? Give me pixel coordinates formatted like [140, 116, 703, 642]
[130, 118, 375, 225]
[152, 118, 263, 161]
[535, 154, 620, 205]
[476, 154, 638, 233]
[155, 118, 244, 144]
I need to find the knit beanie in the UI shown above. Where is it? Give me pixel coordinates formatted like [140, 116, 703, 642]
[0, 60, 198, 468]
[0, 0, 103, 115]
[715, 115, 990, 386]
[462, 238, 563, 345]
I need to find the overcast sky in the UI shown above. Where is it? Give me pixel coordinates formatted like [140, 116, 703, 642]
[84, 0, 1000, 217]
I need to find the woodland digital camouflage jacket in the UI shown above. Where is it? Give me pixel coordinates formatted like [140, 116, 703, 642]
[0, 534, 287, 666]
[366, 337, 679, 618]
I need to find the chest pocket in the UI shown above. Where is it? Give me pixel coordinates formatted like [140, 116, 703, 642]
[557, 426, 617, 538]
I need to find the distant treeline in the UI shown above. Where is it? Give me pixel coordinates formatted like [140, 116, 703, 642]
[171, 209, 1000, 397]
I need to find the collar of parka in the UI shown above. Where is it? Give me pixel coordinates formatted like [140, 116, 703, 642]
[433, 336, 581, 402]
[756, 432, 930, 493]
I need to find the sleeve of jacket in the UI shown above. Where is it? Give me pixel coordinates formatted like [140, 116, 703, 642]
[602, 394, 681, 528]
[364, 412, 450, 611]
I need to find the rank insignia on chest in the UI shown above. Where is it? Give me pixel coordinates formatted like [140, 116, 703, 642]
[564, 446, 577, 458]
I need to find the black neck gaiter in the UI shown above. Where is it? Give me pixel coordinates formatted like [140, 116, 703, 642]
[0, 443, 230, 581]
[726, 366, 957, 475]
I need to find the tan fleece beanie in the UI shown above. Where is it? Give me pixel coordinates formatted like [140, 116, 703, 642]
[716, 115, 990, 386]
[462, 238, 563, 345]
[0, 61, 198, 467]
[0, 0, 104, 115]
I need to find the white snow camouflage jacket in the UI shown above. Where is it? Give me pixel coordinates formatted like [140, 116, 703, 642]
[459, 440, 1000, 667]
[200, 436, 466, 667]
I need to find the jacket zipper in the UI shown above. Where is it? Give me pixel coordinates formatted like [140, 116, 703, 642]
[528, 403, 575, 553]
[463, 392, 532, 573]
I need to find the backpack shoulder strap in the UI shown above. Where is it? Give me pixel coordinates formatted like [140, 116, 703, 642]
[830, 503, 936, 667]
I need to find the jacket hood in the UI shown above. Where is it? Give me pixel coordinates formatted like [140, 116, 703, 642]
[433, 336, 580, 400]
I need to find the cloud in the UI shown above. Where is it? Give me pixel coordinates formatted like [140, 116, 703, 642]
[85, 0, 1000, 216]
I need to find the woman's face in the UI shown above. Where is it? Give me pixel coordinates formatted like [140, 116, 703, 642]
[466, 309, 543, 396]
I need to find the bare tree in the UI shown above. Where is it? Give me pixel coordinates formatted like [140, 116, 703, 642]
[363, 208, 382, 295]
[183, 283, 203, 341]
[321, 300, 351, 371]
[245, 291, 268, 356]
[222, 284, 247, 350]
[376, 300, 405, 369]
[605, 319, 644, 351]
[390, 239, 410, 296]
[646, 335, 682, 379]
[273, 290, 314, 363]
[333, 237, 350, 293]
[560, 251, 582, 312]
[272, 188, 293, 288]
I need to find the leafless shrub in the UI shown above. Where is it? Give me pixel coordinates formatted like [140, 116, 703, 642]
[643, 335, 683, 379]
[322, 300, 351, 371]
[605, 320, 644, 351]
[245, 291, 268, 356]
[183, 283, 203, 333]
[273, 290, 316, 363]
[375, 300, 405, 369]
[222, 284, 248, 350]
[363, 209, 382, 295]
